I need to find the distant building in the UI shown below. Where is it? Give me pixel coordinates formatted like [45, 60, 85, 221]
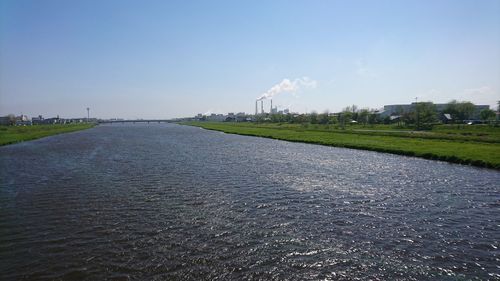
[206, 114, 225, 122]
[193, 112, 250, 122]
[379, 103, 489, 120]
[32, 115, 44, 125]
[43, 117, 59, 124]
[14, 115, 30, 126]
[0, 116, 13, 125]
[379, 104, 413, 117]
[34, 116, 69, 125]
[17, 115, 29, 122]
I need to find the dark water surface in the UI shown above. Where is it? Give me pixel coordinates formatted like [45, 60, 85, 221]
[1, 124, 499, 280]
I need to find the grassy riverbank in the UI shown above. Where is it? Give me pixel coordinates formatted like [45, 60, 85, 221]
[0, 123, 96, 146]
[182, 122, 500, 169]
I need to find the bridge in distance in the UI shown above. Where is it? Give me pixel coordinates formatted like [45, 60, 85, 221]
[98, 119, 175, 124]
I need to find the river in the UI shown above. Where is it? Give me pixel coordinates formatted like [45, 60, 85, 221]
[1, 123, 498, 280]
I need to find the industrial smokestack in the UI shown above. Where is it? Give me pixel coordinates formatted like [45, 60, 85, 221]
[255, 100, 258, 115]
[270, 99, 273, 114]
[261, 100, 264, 114]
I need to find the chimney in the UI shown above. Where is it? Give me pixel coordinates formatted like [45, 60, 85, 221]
[270, 99, 273, 114]
[255, 100, 258, 115]
[261, 100, 264, 114]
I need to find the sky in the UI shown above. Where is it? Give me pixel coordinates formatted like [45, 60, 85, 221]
[1, 0, 499, 119]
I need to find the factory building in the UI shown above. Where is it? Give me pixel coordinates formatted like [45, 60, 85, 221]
[379, 103, 489, 120]
[254, 99, 288, 115]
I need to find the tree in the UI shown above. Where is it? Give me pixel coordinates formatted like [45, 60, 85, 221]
[309, 111, 318, 124]
[401, 111, 413, 125]
[456, 101, 475, 121]
[443, 100, 459, 121]
[444, 100, 476, 122]
[367, 110, 378, 125]
[318, 112, 329, 124]
[328, 115, 338, 125]
[357, 109, 369, 125]
[291, 114, 307, 124]
[480, 109, 495, 121]
[342, 105, 358, 121]
[5, 114, 16, 125]
[342, 110, 353, 123]
[405, 102, 437, 128]
[270, 113, 283, 123]
[343, 105, 358, 113]
[417, 102, 437, 124]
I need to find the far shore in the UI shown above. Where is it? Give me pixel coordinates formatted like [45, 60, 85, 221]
[0, 123, 96, 146]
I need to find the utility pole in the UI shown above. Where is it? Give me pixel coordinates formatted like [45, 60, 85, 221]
[415, 97, 419, 130]
[87, 107, 90, 123]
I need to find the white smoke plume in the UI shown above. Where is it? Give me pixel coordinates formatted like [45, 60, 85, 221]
[257, 77, 317, 101]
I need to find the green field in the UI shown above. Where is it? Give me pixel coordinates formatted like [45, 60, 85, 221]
[182, 122, 500, 169]
[0, 123, 96, 146]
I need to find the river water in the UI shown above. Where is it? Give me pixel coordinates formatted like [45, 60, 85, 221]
[1, 123, 499, 280]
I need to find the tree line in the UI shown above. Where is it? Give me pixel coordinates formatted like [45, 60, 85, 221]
[254, 100, 498, 128]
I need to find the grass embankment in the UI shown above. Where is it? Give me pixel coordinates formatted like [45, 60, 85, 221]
[231, 123, 500, 143]
[0, 123, 96, 146]
[182, 122, 500, 169]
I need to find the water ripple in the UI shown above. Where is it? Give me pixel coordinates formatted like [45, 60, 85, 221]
[1, 123, 499, 280]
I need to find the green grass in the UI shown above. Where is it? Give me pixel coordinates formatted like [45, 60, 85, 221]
[0, 123, 96, 146]
[231, 123, 500, 143]
[181, 122, 500, 169]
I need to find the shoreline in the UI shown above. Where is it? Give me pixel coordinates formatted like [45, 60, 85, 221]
[181, 122, 500, 170]
[0, 123, 96, 146]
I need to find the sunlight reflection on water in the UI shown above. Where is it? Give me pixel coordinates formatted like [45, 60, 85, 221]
[1, 123, 499, 280]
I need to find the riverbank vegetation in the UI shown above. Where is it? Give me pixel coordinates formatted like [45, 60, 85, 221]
[0, 123, 95, 146]
[252, 100, 498, 128]
[181, 122, 500, 169]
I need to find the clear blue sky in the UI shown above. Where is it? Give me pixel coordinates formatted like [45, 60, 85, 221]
[1, 0, 499, 119]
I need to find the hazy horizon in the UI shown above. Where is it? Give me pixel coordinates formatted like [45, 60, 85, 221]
[1, 0, 499, 119]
